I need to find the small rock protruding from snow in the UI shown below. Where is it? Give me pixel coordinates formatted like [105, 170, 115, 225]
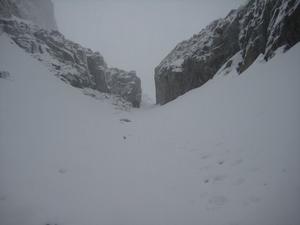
[0, 70, 10, 79]
[120, 118, 132, 123]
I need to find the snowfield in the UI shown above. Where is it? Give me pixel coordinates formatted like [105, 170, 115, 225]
[1, 33, 300, 225]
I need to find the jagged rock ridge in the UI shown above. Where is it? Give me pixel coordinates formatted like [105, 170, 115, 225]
[155, 0, 300, 105]
[0, 0, 142, 107]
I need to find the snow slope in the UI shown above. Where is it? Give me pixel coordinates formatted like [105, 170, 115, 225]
[1, 33, 300, 225]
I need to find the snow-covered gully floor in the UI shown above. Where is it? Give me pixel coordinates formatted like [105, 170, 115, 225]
[1, 34, 300, 225]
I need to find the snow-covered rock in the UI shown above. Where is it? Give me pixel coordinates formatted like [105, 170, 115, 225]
[0, 1, 142, 107]
[0, 0, 57, 31]
[155, 0, 300, 105]
[106, 68, 142, 108]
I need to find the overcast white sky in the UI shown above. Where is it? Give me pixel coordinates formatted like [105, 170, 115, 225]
[53, 0, 246, 100]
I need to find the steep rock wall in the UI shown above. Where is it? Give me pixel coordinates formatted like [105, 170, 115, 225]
[155, 0, 300, 105]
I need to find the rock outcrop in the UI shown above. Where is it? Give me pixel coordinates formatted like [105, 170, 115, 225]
[155, 0, 300, 105]
[0, 0, 58, 30]
[106, 68, 142, 108]
[0, 0, 142, 107]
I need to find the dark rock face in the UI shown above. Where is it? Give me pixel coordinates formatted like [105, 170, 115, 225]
[0, 0, 20, 18]
[0, 18, 142, 107]
[106, 69, 142, 107]
[86, 51, 109, 93]
[155, 0, 300, 105]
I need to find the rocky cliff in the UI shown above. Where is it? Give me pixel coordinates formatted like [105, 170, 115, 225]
[0, 0, 142, 107]
[0, 0, 57, 30]
[155, 0, 300, 105]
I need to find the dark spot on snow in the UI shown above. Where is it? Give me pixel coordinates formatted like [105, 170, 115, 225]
[218, 161, 224, 165]
[0, 71, 10, 79]
[204, 179, 209, 183]
[58, 168, 67, 174]
[123, 136, 127, 140]
[120, 118, 131, 122]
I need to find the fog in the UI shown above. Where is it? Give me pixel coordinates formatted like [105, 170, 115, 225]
[1, 1, 300, 224]
[53, 0, 245, 100]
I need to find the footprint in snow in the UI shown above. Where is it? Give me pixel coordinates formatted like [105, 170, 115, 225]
[215, 141, 224, 147]
[243, 196, 261, 206]
[231, 158, 243, 166]
[201, 154, 211, 159]
[233, 177, 246, 186]
[199, 165, 211, 171]
[213, 174, 227, 182]
[206, 195, 228, 210]
[249, 196, 261, 203]
[188, 148, 200, 152]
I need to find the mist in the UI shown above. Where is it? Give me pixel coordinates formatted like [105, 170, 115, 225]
[53, 0, 245, 100]
[1, 0, 300, 224]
